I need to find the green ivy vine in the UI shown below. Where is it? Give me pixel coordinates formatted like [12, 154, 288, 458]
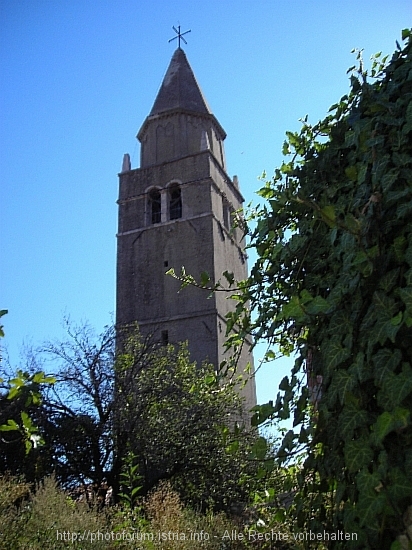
[240, 30, 412, 549]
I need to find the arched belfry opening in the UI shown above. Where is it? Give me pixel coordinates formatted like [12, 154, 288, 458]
[116, 47, 256, 416]
[149, 188, 162, 224]
[169, 184, 182, 220]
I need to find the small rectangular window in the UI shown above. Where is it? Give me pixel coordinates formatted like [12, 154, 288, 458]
[223, 199, 230, 230]
[161, 330, 169, 346]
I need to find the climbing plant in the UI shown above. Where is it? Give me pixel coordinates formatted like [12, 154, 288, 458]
[238, 30, 412, 548]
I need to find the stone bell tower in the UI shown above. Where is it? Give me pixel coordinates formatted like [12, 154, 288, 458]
[116, 47, 256, 414]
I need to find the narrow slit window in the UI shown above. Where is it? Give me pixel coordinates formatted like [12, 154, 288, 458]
[149, 189, 161, 224]
[161, 330, 169, 346]
[222, 199, 230, 230]
[169, 186, 182, 220]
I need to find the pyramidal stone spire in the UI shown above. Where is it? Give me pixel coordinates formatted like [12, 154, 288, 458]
[138, 48, 226, 169]
[149, 48, 211, 116]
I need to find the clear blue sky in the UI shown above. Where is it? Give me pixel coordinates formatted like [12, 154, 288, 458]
[1, 0, 409, 406]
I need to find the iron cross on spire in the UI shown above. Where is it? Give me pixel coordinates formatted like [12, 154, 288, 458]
[168, 25, 191, 48]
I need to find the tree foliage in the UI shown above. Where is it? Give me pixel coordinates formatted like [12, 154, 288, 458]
[1, 319, 256, 512]
[0, 310, 56, 467]
[225, 30, 412, 548]
[115, 326, 257, 511]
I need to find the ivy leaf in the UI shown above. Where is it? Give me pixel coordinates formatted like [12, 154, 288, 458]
[373, 291, 397, 315]
[357, 164, 368, 185]
[279, 377, 290, 391]
[277, 430, 298, 461]
[329, 369, 356, 405]
[402, 28, 411, 40]
[305, 295, 331, 315]
[200, 271, 211, 287]
[372, 408, 410, 444]
[372, 411, 394, 444]
[344, 437, 373, 473]
[396, 199, 412, 220]
[223, 270, 235, 286]
[370, 314, 401, 346]
[349, 352, 371, 383]
[373, 348, 402, 385]
[340, 402, 369, 439]
[353, 250, 374, 277]
[356, 471, 386, 527]
[379, 268, 400, 293]
[399, 287, 412, 312]
[328, 311, 352, 334]
[323, 336, 351, 372]
[390, 311, 403, 326]
[381, 170, 399, 193]
[387, 467, 412, 500]
[356, 468, 382, 495]
[250, 401, 276, 427]
[280, 295, 307, 322]
[356, 496, 385, 529]
[379, 367, 412, 409]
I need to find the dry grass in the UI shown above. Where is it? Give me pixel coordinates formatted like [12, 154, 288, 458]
[0, 475, 298, 550]
[143, 480, 248, 550]
[1, 475, 115, 549]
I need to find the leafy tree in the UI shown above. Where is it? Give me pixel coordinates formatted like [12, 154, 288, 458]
[221, 30, 412, 548]
[114, 326, 257, 511]
[3, 318, 256, 511]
